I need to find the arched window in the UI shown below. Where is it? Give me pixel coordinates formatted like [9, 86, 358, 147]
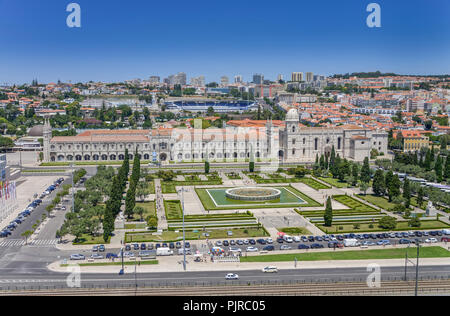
[338, 137, 342, 150]
[314, 138, 318, 151]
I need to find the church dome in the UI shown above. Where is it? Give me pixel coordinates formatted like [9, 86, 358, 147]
[286, 108, 299, 121]
[28, 125, 44, 137]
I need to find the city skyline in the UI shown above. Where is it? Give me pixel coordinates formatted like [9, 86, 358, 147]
[0, 0, 449, 84]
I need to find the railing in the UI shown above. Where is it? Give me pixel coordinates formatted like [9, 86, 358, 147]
[0, 274, 448, 293]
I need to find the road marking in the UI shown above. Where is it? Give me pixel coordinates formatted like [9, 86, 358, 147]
[0, 239, 58, 248]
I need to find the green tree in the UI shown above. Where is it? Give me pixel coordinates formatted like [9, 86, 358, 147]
[444, 156, 450, 180]
[323, 197, 333, 227]
[21, 230, 33, 245]
[360, 157, 371, 184]
[403, 177, 411, 209]
[351, 164, 359, 186]
[409, 217, 421, 228]
[205, 160, 210, 174]
[133, 206, 145, 222]
[359, 181, 369, 195]
[417, 187, 424, 208]
[387, 174, 401, 202]
[372, 169, 385, 196]
[435, 155, 443, 183]
[378, 216, 397, 230]
[124, 184, 136, 219]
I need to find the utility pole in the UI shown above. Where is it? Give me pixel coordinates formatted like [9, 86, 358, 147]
[181, 187, 186, 271]
[415, 241, 420, 296]
[71, 163, 75, 212]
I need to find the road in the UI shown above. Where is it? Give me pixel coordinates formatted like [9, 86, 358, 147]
[0, 264, 448, 290]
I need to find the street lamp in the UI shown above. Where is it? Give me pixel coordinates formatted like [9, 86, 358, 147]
[179, 187, 187, 271]
[71, 163, 75, 213]
[415, 240, 421, 296]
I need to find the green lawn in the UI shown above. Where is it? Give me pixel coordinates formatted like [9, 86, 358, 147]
[127, 201, 156, 222]
[161, 175, 223, 193]
[72, 234, 110, 245]
[299, 177, 331, 190]
[164, 200, 183, 219]
[277, 227, 311, 235]
[196, 185, 321, 210]
[317, 220, 449, 234]
[318, 177, 349, 188]
[358, 194, 396, 211]
[333, 195, 380, 213]
[125, 227, 268, 242]
[148, 181, 155, 194]
[240, 246, 450, 262]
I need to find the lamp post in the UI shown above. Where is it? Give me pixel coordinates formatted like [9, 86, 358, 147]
[415, 240, 421, 296]
[180, 187, 186, 271]
[71, 163, 75, 213]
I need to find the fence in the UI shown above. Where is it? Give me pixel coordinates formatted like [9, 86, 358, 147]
[0, 274, 448, 293]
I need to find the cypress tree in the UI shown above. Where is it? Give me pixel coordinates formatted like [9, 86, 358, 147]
[417, 187, 424, 208]
[372, 169, 385, 196]
[444, 156, 450, 180]
[323, 197, 333, 227]
[435, 155, 443, 183]
[360, 157, 371, 184]
[352, 164, 359, 186]
[403, 177, 411, 208]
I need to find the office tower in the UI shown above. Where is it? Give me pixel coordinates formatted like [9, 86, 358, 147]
[234, 75, 243, 83]
[190, 75, 205, 87]
[149, 76, 160, 84]
[220, 76, 229, 86]
[291, 72, 303, 82]
[305, 72, 314, 82]
[277, 74, 284, 82]
[253, 73, 264, 85]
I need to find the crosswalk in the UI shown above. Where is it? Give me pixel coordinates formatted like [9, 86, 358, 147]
[0, 239, 58, 248]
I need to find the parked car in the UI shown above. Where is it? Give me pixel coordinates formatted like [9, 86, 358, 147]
[262, 245, 275, 251]
[98, 245, 105, 252]
[246, 246, 258, 252]
[125, 245, 131, 251]
[425, 238, 438, 243]
[90, 254, 104, 260]
[92, 245, 99, 252]
[310, 243, 324, 249]
[106, 253, 118, 259]
[280, 245, 292, 250]
[70, 254, 85, 260]
[298, 244, 310, 249]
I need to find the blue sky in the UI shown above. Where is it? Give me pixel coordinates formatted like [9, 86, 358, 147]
[0, 0, 449, 84]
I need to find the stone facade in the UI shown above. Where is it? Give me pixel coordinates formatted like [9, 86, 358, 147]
[44, 109, 388, 163]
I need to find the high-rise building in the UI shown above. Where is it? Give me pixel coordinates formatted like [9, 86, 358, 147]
[291, 72, 303, 82]
[305, 72, 314, 82]
[169, 72, 187, 85]
[149, 76, 160, 84]
[190, 76, 205, 87]
[220, 76, 229, 86]
[253, 74, 264, 85]
[234, 75, 243, 83]
[277, 74, 284, 82]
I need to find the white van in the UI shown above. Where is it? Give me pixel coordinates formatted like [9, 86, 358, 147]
[156, 247, 173, 256]
[442, 229, 450, 235]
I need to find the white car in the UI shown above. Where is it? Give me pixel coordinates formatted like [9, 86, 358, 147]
[262, 266, 278, 273]
[229, 247, 242, 253]
[246, 246, 258, 252]
[425, 238, 438, 243]
[293, 236, 301, 242]
[225, 273, 239, 280]
[266, 238, 273, 244]
[215, 241, 222, 246]
[280, 245, 292, 250]
[90, 254, 104, 260]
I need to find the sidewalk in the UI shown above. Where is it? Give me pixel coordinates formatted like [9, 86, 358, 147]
[48, 254, 450, 275]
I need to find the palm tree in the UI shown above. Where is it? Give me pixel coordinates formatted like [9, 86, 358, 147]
[133, 206, 145, 222]
[21, 230, 33, 245]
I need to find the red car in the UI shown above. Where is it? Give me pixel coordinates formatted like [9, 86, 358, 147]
[441, 237, 450, 242]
